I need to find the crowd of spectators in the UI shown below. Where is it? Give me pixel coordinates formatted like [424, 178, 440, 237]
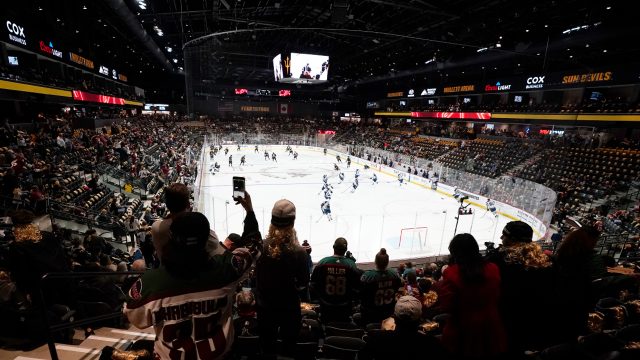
[0, 112, 638, 359]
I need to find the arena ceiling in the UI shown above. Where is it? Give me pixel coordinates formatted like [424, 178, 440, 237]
[6, 1, 640, 90]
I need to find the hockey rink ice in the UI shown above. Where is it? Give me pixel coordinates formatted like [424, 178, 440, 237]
[198, 145, 511, 264]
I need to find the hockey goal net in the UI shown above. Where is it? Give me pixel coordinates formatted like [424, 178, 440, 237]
[398, 227, 429, 248]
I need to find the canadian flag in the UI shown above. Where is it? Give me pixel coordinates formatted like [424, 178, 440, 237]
[279, 103, 291, 114]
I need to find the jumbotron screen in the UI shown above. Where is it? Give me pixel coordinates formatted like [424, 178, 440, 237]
[274, 52, 329, 84]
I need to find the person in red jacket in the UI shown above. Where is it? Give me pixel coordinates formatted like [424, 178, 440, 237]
[438, 233, 507, 360]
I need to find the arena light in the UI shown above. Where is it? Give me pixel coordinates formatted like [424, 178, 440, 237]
[136, 0, 147, 10]
[166, 47, 173, 53]
[153, 26, 163, 36]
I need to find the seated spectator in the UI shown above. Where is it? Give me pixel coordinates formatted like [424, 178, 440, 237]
[6, 209, 74, 307]
[360, 296, 448, 360]
[234, 290, 258, 336]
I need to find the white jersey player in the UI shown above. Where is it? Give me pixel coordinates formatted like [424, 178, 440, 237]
[323, 174, 328, 184]
[398, 173, 404, 186]
[338, 172, 345, 183]
[486, 199, 498, 217]
[324, 189, 333, 200]
[355, 169, 360, 179]
[351, 178, 359, 193]
[321, 200, 332, 221]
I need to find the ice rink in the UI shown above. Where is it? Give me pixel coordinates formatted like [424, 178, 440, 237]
[197, 145, 511, 264]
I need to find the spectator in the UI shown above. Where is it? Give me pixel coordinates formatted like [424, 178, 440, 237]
[124, 200, 261, 359]
[548, 226, 605, 344]
[7, 209, 74, 307]
[439, 233, 507, 360]
[311, 237, 362, 323]
[254, 199, 310, 359]
[151, 183, 221, 262]
[234, 290, 258, 336]
[124, 215, 139, 249]
[360, 296, 448, 360]
[359, 248, 402, 325]
[486, 221, 553, 357]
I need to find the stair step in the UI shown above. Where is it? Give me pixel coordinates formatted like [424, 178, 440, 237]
[53, 344, 102, 360]
[103, 328, 155, 340]
[81, 335, 131, 350]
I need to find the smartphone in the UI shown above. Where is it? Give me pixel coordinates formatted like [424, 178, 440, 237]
[233, 176, 246, 199]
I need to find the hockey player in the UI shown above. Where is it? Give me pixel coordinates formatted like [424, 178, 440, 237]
[486, 198, 498, 218]
[264, 150, 269, 161]
[351, 178, 359, 193]
[398, 173, 404, 186]
[322, 181, 333, 192]
[323, 148, 327, 156]
[321, 200, 333, 221]
[346, 156, 351, 168]
[453, 187, 462, 201]
[237, 144, 241, 151]
[228, 155, 233, 166]
[323, 174, 329, 184]
[324, 188, 333, 200]
[254, 145, 259, 153]
[336, 155, 342, 163]
[355, 169, 360, 180]
[334, 164, 340, 171]
[224, 147, 229, 155]
[371, 173, 378, 185]
[271, 152, 277, 162]
[240, 155, 246, 166]
[338, 172, 345, 183]
[209, 149, 214, 159]
[293, 151, 298, 160]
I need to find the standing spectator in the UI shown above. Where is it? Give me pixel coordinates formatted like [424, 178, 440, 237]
[311, 237, 362, 323]
[124, 215, 139, 249]
[486, 221, 553, 357]
[547, 226, 604, 345]
[359, 248, 402, 325]
[151, 183, 220, 263]
[439, 233, 507, 360]
[254, 199, 309, 359]
[124, 197, 261, 359]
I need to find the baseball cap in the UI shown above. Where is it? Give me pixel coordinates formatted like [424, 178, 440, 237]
[169, 212, 210, 250]
[394, 295, 422, 322]
[502, 221, 533, 243]
[271, 199, 296, 227]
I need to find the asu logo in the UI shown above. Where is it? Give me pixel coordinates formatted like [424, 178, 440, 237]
[284, 56, 290, 76]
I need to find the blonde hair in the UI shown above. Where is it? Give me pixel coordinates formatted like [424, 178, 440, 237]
[264, 224, 299, 259]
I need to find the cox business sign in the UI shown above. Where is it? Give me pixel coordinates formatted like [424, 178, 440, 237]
[6, 20, 26, 46]
[525, 75, 545, 89]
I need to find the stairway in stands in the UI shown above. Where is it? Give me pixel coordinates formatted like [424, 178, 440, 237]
[3, 326, 155, 360]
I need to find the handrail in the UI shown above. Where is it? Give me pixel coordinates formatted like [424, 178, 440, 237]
[39, 271, 145, 360]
